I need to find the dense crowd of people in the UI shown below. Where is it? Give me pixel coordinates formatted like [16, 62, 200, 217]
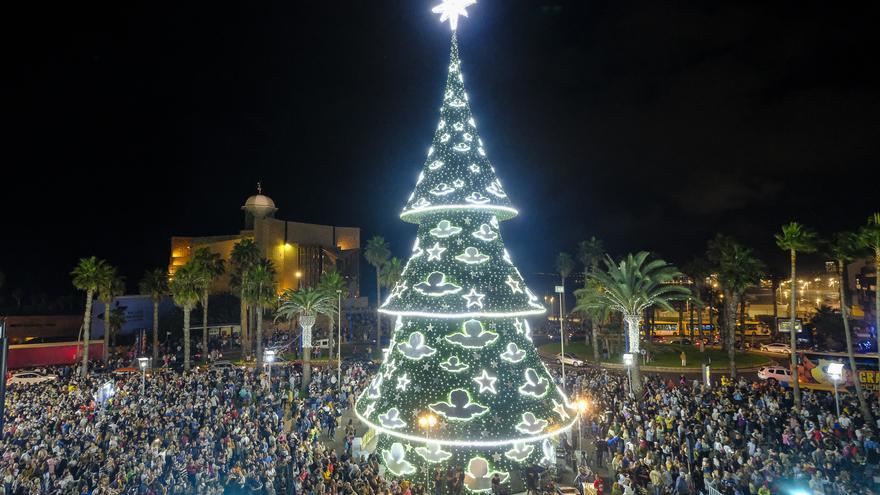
[4, 343, 880, 495]
[562, 368, 880, 495]
[0, 355, 395, 495]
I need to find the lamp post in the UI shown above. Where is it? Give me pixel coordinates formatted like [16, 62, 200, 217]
[137, 357, 150, 392]
[418, 413, 439, 490]
[827, 362, 844, 419]
[574, 399, 588, 458]
[0, 318, 9, 434]
[337, 289, 342, 387]
[623, 353, 634, 396]
[265, 349, 276, 383]
[555, 285, 566, 393]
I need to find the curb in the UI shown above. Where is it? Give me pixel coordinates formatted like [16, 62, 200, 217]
[587, 361, 774, 374]
[538, 348, 775, 374]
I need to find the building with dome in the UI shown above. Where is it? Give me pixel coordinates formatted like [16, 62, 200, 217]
[169, 185, 360, 296]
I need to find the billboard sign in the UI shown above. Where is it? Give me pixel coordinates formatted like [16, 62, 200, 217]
[91, 295, 174, 338]
[777, 318, 803, 333]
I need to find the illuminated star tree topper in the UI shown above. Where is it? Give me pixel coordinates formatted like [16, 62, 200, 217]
[432, 0, 477, 31]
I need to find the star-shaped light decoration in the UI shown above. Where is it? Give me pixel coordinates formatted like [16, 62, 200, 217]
[472, 369, 498, 394]
[505, 275, 523, 294]
[397, 373, 412, 391]
[426, 242, 447, 261]
[462, 288, 485, 308]
[552, 399, 570, 421]
[432, 0, 477, 31]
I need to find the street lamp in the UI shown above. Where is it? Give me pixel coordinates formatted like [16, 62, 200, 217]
[574, 399, 589, 456]
[265, 349, 276, 382]
[137, 357, 151, 392]
[827, 362, 844, 418]
[337, 289, 343, 387]
[623, 353, 634, 395]
[555, 285, 566, 393]
[418, 413, 439, 489]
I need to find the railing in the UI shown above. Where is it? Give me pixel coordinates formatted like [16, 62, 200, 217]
[704, 481, 723, 495]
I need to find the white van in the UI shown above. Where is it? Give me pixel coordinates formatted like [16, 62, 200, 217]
[757, 366, 793, 382]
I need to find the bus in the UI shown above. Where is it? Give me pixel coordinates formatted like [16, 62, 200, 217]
[643, 320, 718, 338]
[736, 321, 771, 337]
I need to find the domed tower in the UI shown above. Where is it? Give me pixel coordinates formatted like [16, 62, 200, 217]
[242, 182, 278, 229]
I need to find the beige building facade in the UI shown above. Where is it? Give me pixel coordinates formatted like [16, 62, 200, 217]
[170, 189, 360, 296]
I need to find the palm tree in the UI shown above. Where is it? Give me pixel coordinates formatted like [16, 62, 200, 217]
[577, 237, 605, 353]
[139, 268, 169, 362]
[827, 231, 874, 423]
[192, 248, 225, 359]
[766, 271, 783, 339]
[317, 267, 349, 358]
[231, 239, 260, 357]
[169, 262, 204, 371]
[108, 307, 126, 348]
[775, 222, 817, 406]
[276, 286, 336, 390]
[71, 257, 111, 376]
[380, 257, 403, 294]
[555, 252, 575, 345]
[683, 257, 711, 352]
[577, 237, 605, 276]
[97, 269, 125, 362]
[583, 252, 690, 392]
[244, 259, 276, 370]
[573, 278, 610, 361]
[859, 213, 880, 355]
[364, 236, 391, 351]
[708, 235, 764, 378]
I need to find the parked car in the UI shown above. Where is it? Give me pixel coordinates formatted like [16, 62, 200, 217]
[757, 366, 793, 382]
[667, 338, 692, 346]
[8, 372, 58, 386]
[760, 343, 791, 354]
[556, 353, 585, 367]
[211, 360, 237, 370]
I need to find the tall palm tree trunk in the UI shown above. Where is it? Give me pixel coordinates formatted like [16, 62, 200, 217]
[624, 315, 642, 393]
[874, 247, 880, 366]
[81, 289, 94, 377]
[183, 307, 191, 371]
[591, 319, 600, 361]
[771, 278, 780, 339]
[103, 300, 111, 363]
[789, 249, 801, 406]
[375, 266, 382, 355]
[739, 299, 747, 351]
[256, 305, 264, 371]
[838, 263, 874, 423]
[239, 292, 249, 357]
[152, 300, 160, 362]
[726, 293, 738, 379]
[688, 300, 694, 342]
[201, 293, 209, 362]
[697, 301, 705, 353]
[301, 317, 313, 392]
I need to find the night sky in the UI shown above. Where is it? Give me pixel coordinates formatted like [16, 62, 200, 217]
[3, 1, 878, 301]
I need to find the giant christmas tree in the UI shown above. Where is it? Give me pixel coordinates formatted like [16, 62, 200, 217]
[355, 1, 576, 489]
